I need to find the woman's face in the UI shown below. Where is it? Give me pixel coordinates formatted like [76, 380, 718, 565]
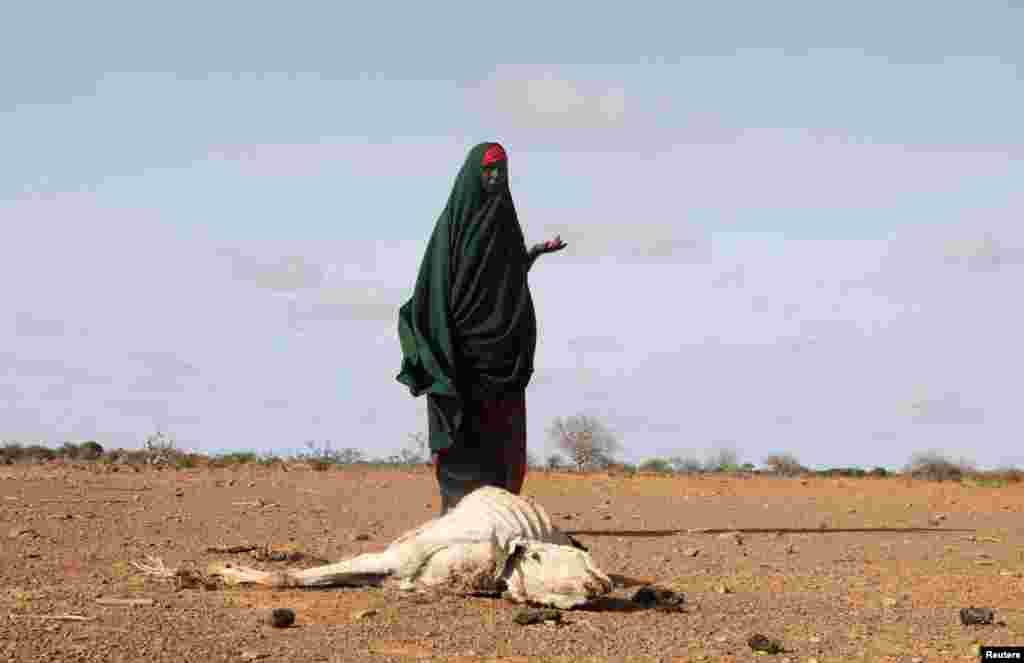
[481, 162, 507, 194]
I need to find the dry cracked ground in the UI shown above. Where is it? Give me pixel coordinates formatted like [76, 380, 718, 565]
[1, 464, 1023, 662]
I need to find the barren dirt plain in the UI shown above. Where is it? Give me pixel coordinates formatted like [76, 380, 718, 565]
[2, 463, 1023, 662]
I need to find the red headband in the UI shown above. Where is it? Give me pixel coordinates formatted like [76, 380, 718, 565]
[481, 144, 507, 166]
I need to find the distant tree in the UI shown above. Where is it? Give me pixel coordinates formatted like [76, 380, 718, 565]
[704, 446, 741, 473]
[667, 454, 703, 474]
[395, 432, 428, 465]
[905, 450, 973, 482]
[639, 458, 673, 474]
[764, 452, 808, 477]
[546, 414, 621, 472]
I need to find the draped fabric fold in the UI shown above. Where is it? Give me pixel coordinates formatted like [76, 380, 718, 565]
[397, 142, 537, 453]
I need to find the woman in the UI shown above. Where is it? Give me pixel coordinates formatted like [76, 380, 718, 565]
[397, 142, 566, 515]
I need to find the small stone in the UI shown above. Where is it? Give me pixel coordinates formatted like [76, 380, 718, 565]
[266, 608, 295, 628]
[714, 584, 732, 594]
[561, 513, 574, 520]
[513, 608, 561, 625]
[248, 482, 256, 488]
[747, 633, 784, 654]
[785, 544, 798, 554]
[227, 479, 236, 487]
[632, 585, 686, 610]
[174, 488, 184, 497]
[959, 607, 994, 625]
[601, 514, 612, 520]
[353, 533, 371, 541]
[682, 547, 701, 557]
[352, 609, 378, 620]
[240, 651, 268, 662]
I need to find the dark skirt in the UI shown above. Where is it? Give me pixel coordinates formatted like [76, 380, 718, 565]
[432, 390, 527, 516]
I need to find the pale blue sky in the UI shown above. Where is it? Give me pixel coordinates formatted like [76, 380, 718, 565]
[2, 1, 1022, 468]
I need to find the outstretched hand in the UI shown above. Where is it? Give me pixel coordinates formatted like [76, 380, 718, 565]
[533, 235, 567, 255]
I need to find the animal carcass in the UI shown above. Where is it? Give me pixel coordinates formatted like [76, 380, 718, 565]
[208, 486, 613, 609]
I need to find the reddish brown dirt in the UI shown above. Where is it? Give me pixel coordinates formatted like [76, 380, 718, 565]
[1, 464, 1023, 662]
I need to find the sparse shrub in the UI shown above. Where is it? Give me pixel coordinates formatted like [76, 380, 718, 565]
[143, 431, 179, 466]
[667, 454, 703, 474]
[23, 444, 56, 463]
[704, 447, 741, 473]
[218, 451, 259, 465]
[991, 466, 1024, 483]
[547, 414, 621, 472]
[639, 458, 673, 474]
[906, 450, 971, 482]
[818, 467, 867, 478]
[300, 440, 363, 471]
[546, 453, 565, 470]
[1, 443, 25, 463]
[869, 466, 889, 478]
[764, 452, 807, 477]
[57, 442, 80, 459]
[78, 441, 104, 460]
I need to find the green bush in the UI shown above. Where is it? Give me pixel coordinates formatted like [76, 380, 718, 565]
[639, 458, 673, 474]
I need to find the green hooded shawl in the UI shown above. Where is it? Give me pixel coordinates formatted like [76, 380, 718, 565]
[396, 142, 537, 453]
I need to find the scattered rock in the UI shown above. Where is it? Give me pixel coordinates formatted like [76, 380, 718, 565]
[747, 633, 785, 654]
[601, 514, 612, 520]
[959, 607, 995, 625]
[174, 488, 184, 497]
[714, 584, 732, 595]
[227, 479, 237, 487]
[682, 547, 701, 557]
[8, 527, 38, 539]
[353, 533, 371, 541]
[561, 513, 574, 520]
[785, 544, 797, 555]
[632, 586, 686, 611]
[240, 651, 268, 661]
[95, 597, 154, 607]
[266, 608, 295, 628]
[514, 607, 562, 625]
[247, 482, 256, 488]
[719, 532, 744, 545]
[352, 608, 378, 620]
